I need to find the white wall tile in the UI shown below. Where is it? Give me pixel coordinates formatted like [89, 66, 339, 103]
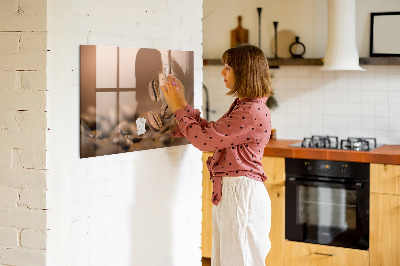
[389, 104, 400, 117]
[285, 66, 298, 77]
[374, 65, 388, 77]
[374, 90, 388, 104]
[388, 75, 400, 91]
[336, 90, 349, 103]
[361, 90, 375, 104]
[388, 91, 400, 104]
[286, 77, 299, 89]
[374, 130, 389, 144]
[388, 65, 400, 76]
[323, 103, 336, 116]
[336, 103, 349, 116]
[375, 104, 389, 117]
[388, 131, 400, 143]
[375, 117, 389, 130]
[336, 115, 348, 129]
[205, 65, 400, 145]
[389, 117, 400, 131]
[335, 72, 349, 90]
[374, 77, 388, 91]
[348, 90, 362, 103]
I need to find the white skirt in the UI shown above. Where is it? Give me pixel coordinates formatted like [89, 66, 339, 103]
[212, 176, 271, 266]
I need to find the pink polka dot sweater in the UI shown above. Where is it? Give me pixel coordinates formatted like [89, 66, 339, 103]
[170, 97, 272, 206]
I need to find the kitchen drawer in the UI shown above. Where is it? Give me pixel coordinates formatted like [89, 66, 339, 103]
[261, 156, 285, 185]
[370, 163, 400, 195]
[284, 241, 369, 266]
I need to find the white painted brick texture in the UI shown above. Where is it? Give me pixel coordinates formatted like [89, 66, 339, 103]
[47, 0, 203, 265]
[0, 0, 47, 265]
[0, 187, 19, 208]
[0, 227, 19, 247]
[21, 229, 47, 250]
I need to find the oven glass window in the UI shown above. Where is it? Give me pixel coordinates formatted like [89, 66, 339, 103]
[297, 186, 356, 230]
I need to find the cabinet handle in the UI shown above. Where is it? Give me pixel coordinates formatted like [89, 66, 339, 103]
[314, 252, 335, 257]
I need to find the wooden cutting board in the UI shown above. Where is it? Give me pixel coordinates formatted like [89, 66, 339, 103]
[231, 16, 249, 48]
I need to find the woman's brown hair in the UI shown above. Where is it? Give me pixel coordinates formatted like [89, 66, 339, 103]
[221, 44, 273, 99]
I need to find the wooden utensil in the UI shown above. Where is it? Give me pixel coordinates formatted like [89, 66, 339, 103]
[231, 16, 249, 48]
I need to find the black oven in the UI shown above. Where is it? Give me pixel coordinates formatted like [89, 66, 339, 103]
[285, 158, 369, 250]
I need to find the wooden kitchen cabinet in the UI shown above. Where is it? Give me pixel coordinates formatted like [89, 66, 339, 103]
[370, 163, 400, 195]
[201, 154, 286, 266]
[370, 193, 400, 266]
[284, 241, 369, 266]
[264, 184, 285, 266]
[262, 156, 285, 266]
[370, 163, 400, 266]
[202, 152, 213, 258]
[261, 156, 285, 186]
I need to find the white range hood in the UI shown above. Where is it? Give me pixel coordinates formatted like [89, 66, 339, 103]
[320, 0, 365, 71]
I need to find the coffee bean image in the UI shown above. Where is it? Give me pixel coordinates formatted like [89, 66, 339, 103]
[147, 111, 162, 132]
[95, 139, 120, 156]
[125, 135, 142, 143]
[109, 129, 125, 144]
[94, 130, 103, 139]
[148, 79, 160, 102]
[160, 102, 173, 119]
[115, 120, 132, 135]
[128, 142, 142, 152]
[81, 113, 96, 130]
[154, 133, 171, 145]
[120, 138, 133, 150]
[99, 119, 112, 137]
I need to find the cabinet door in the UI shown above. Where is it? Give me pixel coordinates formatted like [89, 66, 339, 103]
[370, 163, 400, 195]
[202, 152, 213, 258]
[370, 193, 400, 266]
[265, 185, 284, 266]
[261, 156, 285, 185]
[284, 241, 369, 266]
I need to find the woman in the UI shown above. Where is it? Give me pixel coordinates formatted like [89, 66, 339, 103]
[162, 44, 273, 266]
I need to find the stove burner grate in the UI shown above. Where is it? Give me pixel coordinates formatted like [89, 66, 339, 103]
[301, 135, 339, 149]
[298, 136, 378, 151]
[340, 137, 377, 151]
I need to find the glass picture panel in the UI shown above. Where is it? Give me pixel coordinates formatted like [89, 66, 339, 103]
[119, 47, 139, 88]
[80, 45, 194, 158]
[96, 46, 118, 88]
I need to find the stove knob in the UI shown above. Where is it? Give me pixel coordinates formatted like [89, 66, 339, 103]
[340, 164, 347, 174]
[305, 162, 312, 171]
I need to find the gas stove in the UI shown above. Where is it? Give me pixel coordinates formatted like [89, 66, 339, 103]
[289, 135, 381, 151]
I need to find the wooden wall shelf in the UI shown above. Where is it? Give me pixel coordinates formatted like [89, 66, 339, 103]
[359, 57, 400, 65]
[203, 57, 400, 67]
[203, 58, 323, 67]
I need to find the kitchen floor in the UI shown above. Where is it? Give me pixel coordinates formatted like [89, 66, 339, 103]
[202, 257, 211, 266]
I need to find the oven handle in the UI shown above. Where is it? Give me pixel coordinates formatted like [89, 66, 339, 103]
[286, 177, 364, 189]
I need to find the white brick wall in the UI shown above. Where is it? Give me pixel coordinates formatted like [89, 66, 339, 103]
[2, 0, 203, 264]
[0, 0, 48, 264]
[47, 1, 203, 266]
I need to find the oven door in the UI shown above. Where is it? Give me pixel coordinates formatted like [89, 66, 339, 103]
[285, 177, 369, 250]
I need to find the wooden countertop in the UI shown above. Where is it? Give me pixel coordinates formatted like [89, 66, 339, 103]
[263, 139, 400, 165]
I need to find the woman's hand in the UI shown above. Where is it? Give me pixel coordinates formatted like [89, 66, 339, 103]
[161, 76, 185, 113]
[168, 75, 187, 108]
